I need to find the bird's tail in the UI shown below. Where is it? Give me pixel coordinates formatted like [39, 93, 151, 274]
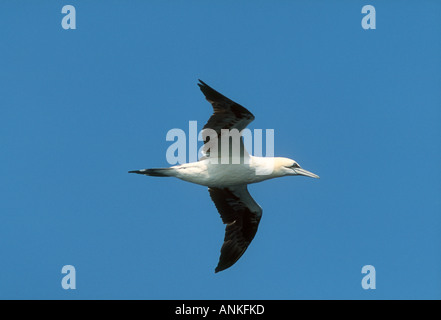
[128, 168, 174, 177]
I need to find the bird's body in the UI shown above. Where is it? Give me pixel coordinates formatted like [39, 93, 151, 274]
[130, 80, 319, 273]
[146, 156, 316, 188]
[173, 159, 259, 187]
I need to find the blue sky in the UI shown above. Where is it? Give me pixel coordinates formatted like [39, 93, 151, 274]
[1, 1, 440, 299]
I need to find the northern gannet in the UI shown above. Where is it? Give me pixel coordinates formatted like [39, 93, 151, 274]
[130, 80, 319, 273]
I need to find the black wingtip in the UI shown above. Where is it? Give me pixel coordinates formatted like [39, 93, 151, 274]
[197, 79, 207, 89]
[214, 262, 229, 273]
[197, 79, 228, 102]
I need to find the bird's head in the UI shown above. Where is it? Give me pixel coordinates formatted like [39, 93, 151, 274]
[274, 157, 320, 179]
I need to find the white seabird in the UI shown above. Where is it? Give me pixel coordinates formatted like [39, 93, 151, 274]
[130, 80, 319, 273]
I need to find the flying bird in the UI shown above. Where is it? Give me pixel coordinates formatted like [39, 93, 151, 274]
[129, 80, 319, 273]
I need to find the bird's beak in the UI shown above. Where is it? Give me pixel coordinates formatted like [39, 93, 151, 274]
[295, 168, 320, 179]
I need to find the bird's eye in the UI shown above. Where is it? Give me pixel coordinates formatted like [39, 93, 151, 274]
[292, 163, 300, 169]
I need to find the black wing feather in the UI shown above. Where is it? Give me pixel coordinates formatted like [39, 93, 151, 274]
[208, 186, 262, 273]
[198, 80, 255, 159]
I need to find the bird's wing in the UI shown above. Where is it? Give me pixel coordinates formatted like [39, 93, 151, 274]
[208, 185, 263, 273]
[198, 80, 255, 159]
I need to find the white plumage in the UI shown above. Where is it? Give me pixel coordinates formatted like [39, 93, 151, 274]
[130, 80, 319, 272]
